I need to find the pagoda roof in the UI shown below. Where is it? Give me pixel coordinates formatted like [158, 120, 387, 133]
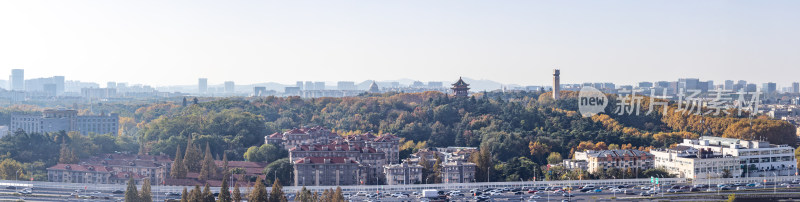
[452, 77, 469, 87]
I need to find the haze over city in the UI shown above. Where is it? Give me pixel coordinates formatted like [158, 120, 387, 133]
[2, 0, 799, 87]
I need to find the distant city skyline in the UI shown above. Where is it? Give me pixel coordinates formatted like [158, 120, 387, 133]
[1, 1, 799, 86]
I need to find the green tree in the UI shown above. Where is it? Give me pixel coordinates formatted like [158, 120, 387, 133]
[140, 178, 153, 202]
[295, 187, 313, 202]
[181, 187, 189, 202]
[58, 144, 79, 164]
[0, 159, 25, 180]
[202, 183, 215, 202]
[334, 186, 345, 202]
[124, 178, 139, 202]
[217, 175, 231, 202]
[199, 143, 218, 181]
[546, 152, 563, 165]
[232, 183, 242, 202]
[243, 144, 288, 163]
[262, 158, 293, 185]
[248, 178, 268, 202]
[269, 179, 288, 202]
[184, 134, 203, 172]
[189, 185, 202, 202]
[171, 145, 188, 178]
[722, 169, 733, 178]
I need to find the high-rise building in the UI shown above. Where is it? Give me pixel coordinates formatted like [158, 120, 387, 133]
[224, 81, 235, 94]
[337, 81, 356, 91]
[762, 82, 776, 94]
[638, 82, 653, 88]
[254, 86, 267, 96]
[107, 82, 117, 89]
[428, 82, 443, 88]
[10, 69, 24, 91]
[724, 80, 734, 90]
[296, 81, 304, 90]
[793, 82, 799, 94]
[552, 69, 560, 100]
[198, 78, 208, 94]
[678, 78, 699, 90]
[314, 82, 325, 91]
[305, 81, 314, 91]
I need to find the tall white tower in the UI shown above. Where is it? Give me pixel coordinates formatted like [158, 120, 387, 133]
[552, 69, 560, 100]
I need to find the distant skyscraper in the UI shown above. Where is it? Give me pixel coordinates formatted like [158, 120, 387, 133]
[254, 86, 267, 96]
[678, 78, 699, 90]
[638, 82, 653, 88]
[337, 81, 355, 91]
[745, 84, 757, 92]
[107, 82, 117, 89]
[10, 69, 24, 91]
[724, 80, 734, 90]
[296, 81, 304, 90]
[762, 82, 776, 94]
[552, 69, 560, 100]
[224, 81, 235, 94]
[305, 81, 314, 91]
[53, 76, 65, 95]
[793, 82, 799, 94]
[314, 82, 325, 91]
[198, 78, 208, 94]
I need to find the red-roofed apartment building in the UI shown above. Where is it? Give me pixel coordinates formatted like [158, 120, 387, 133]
[47, 153, 172, 185]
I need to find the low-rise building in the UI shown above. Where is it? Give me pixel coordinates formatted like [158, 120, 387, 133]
[573, 149, 654, 174]
[562, 159, 589, 171]
[651, 146, 742, 179]
[345, 132, 400, 164]
[293, 157, 360, 186]
[384, 161, 423, 185]
[47, 164, 113, 184]
[678, 136, 797, 177]
[441, 161, 476, 184]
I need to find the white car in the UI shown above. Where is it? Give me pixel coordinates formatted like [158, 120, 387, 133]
[529, 195, 542, 199]
[356, 191, 367, 196]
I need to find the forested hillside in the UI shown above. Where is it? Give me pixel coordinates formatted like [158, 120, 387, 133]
[0, 91, 795, 182]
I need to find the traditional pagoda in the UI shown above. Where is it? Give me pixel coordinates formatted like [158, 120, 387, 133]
[451, 77, 470, 97]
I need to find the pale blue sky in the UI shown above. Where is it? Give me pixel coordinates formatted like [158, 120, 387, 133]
[1, 1, 798, 87]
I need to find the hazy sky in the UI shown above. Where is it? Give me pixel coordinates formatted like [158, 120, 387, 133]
[1, 1, 798, 87]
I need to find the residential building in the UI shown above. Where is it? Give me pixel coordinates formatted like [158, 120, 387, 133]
[441, 161, 476, 184]
[651, 146, 742, 179]
[384, 161, 423, 185]
[289, 144, 386, 167]
[47, 153, 172, 185]
[271, 127, 342, 149]
[573, 149, 654, 174]
[345, 132, 400, 164]
[293, 157, 360, 186]
[562, 159, 589, 171]
[47, 164, 114, 184]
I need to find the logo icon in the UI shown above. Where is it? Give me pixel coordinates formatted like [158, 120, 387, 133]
[578, 86, 608, 117]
